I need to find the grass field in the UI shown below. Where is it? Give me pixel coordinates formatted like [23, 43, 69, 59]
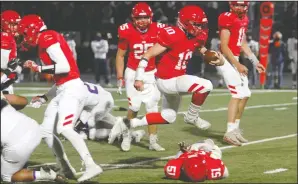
[15, 85, 297, 183]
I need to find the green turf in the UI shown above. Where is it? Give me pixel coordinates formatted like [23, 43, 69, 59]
[15, 88, 297, 183]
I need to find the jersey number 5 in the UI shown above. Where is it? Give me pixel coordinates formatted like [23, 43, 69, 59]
[133, 43, 154, 59]
[237, 27, 246, 46]
[211, 168, 222, 179]
[175, 51, 193, 70]
[166, 166, 177, 176]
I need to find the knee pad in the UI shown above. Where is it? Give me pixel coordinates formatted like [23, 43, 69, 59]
[202, 80, 213, 93]
[161, 109, 176, 123]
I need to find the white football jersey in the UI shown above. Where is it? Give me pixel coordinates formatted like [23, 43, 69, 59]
[83, 82, 112, 110]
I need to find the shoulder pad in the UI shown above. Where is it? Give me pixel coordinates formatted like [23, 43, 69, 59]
[218, 12, 234, 30]
[38, 30, 59, 49]
[157, 26, 178, 47]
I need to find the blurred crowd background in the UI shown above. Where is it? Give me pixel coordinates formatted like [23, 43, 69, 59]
[2, 1, 297, 89]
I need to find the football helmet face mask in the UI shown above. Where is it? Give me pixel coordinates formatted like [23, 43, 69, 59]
[1, 10, 21, 37]
[229, 1, 249, 18]
[131, 2, 153, 32]
[18, 14, 47, 47]
[177, 5, 208, 38]
[182, 157, 207, 182]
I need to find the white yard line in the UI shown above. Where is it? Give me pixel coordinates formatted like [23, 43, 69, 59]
[264, 168, 288, 174]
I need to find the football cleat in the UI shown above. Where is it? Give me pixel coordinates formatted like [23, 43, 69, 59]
[149, 134, 165, 151]
[184, 113, 211, 130]
[223, 129, 242, 146]
[108, 117, 129, 144]
[234, 128, 249, 143]
[121, 130, 132, 152]
[77, 164, 103, 182]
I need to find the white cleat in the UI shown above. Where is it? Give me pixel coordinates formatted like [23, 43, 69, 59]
[108, 117, 129, 144]
[77, 164, 103, 183]
[149, 134, 165, 151]
[132, 130, 146, 143]
[121, 130, 132, 152]
[184, 114, 211, 130]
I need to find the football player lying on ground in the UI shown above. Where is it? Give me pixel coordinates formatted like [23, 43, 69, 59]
[75, 110, 146, 143]
[164, 139, 228, 182]
[1, 92, 65, 182]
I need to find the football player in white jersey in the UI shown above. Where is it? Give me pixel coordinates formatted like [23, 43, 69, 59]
[1, 88, 64, 182]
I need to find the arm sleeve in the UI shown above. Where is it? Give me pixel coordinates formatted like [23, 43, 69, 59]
[44, 42, 70, 74]
[1, 49, 10, 69]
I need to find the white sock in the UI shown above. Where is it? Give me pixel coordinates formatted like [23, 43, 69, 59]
[227, 122, 237, 132]
[130, 117, 148, 128]
[61, 129, 95, 167]
[235, 119, 240, 128]
[34, 171, 41, 180]
[186, 103, 200, 121]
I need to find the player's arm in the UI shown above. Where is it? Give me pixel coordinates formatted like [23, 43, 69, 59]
[242, 37, 265, 72]
[24, 38, 70, 74]
[116, 48, 127, 79]
[135, 43, 167, 81]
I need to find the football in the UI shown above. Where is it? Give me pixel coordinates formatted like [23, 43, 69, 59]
[203, 50, 221, 65]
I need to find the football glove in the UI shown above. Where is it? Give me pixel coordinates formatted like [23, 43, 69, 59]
[30, 95, 48, 108]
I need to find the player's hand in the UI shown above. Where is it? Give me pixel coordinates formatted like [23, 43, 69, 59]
[7, 58, 20, 71]
[117, 77, 125, 95]
[23, 60, 40, 72]
[134, 80, 144, 91]
[30, 95, 47, 108]
[236, 63, 248, 76]
[210, 52, 224, 66]
[178, 141, 190, 153]
[256, 63, 266, 73]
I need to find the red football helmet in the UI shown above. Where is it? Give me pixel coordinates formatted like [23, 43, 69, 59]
[1, 10, 21, 36]
[131, 2, 153, 32]
[229, 1, 249, 18]
[182, 157, 207, 182]
[177, 5, 208, 37]
[18, 14, 47, 46]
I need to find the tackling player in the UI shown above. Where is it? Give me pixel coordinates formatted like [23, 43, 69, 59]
[217, 1, 265, 146]
[164, 139, 228, 182]
[109, 5, 224, 142]
[18, 15, 102, 182]
[116, 2, 165, 151]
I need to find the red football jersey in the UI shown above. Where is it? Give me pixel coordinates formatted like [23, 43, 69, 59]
[218, 12, 249, 56]
[155, 26, 208, 79]
[165, 150, 226, 181]
[1, 32, 17, 62]
[118, 22, 166, 72]
[37, 30, 80, 85]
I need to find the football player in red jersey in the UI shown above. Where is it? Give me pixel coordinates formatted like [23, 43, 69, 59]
[18, 15, 102, 182]
[115, 2, 165, 151]
[164, 139, 228, 182]
[1, 10, 22, 94]
[217, 1, 265, 146]
[108, 5, 224, 143]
